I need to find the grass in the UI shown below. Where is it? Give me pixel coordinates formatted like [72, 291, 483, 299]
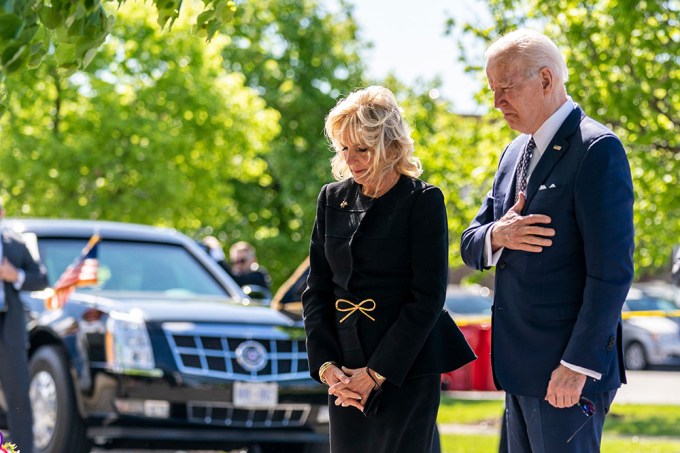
[440, 433, 680, 453]
[437, 397, 680, 453]
[601, 437, 680, 453]
[441, 434, 501, 452]
[605, 404, 680, 437]
[437, 397, 504, 425]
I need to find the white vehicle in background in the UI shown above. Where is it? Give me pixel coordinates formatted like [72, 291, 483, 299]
[622, 285, 680, 370]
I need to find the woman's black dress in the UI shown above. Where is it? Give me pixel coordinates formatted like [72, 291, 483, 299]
[302, 176, 475, 453]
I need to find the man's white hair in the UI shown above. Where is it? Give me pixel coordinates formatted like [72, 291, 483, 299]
[485, 29, 569, 85]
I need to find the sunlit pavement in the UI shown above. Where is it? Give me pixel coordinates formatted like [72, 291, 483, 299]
[83, 368, 680, 452]
[616, 369, 680, 404]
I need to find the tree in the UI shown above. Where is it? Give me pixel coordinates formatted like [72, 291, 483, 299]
[1, 0, 368, 286]
[0, 1, 279, 237]
[447, 0, 679, 278]
[0, 0, 235, 114]
[216, 0, 367, 282]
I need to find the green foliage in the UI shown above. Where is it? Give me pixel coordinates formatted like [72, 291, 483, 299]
[606, 403, 680, 437]
[437, 399, 680, 452]
[216, 0, 366, 283]
[439, 433, 680, 453]
[398, 83, 515, 269]
[601, 438, 680, 453]
[0, 0, 235, 115]
[0, 1, 279, 239]
[438, 398, 680, 438]
[440, 434, 501, 453]
[447, 0, 680, 278]
[437, 396, 504, 424]
[0, 0, 367, 287]
[3, 0, 674, 285]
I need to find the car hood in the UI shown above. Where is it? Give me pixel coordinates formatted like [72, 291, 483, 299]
[72, 292, 297, 326]
[625, 315, 679, 334]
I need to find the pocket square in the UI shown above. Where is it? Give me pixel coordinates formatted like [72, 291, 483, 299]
[539, 184, 547, 191]
[549, 183, 557, 189]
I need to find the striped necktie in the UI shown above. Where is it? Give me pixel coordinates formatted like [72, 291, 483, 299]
[515, 137, 536, 202]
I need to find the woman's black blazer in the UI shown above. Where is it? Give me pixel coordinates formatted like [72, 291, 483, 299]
[302, 176, 475, 386]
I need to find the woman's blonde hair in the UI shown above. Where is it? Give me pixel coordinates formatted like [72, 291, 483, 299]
[324, 86, 422, 188]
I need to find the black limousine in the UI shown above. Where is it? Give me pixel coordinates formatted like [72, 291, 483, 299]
[1, 219, 328, 453]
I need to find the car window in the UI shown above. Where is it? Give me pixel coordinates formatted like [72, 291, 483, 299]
[445, 294, 492, 315]
[625, 295, 678, 312]
[38, 238, 229, 297]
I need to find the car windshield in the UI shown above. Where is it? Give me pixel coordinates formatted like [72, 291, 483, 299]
[38, 238, 229, 297]
[625, 295, 678, 312]
[445, 293, 492, 315]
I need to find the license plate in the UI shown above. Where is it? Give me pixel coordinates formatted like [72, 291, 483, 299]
[233, 382, 279, 408]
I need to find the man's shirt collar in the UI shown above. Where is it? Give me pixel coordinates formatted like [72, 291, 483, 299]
[532, 96, 575, 155]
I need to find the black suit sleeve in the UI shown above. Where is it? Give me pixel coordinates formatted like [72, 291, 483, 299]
[302, 185, 342, 382]
[9, 237, 48, 292]
[562, 134, 634, 372]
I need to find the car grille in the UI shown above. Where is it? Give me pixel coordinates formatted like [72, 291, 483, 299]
[187, 402, 311, 427]
[163, 323, 310, 381]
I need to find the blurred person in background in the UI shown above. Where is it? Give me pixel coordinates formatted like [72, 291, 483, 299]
[202, 237, 271, 290]
[227, 241, 271, 290]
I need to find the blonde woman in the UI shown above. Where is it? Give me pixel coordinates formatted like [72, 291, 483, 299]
[302, 86, 474, 452]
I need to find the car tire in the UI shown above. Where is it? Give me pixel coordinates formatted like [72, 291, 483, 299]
[624, 341, 648, 370]
[29, 345, 91, 453]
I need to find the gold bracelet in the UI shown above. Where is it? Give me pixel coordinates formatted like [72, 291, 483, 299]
[367, 368, 386, 389]
[318, 361, 336, 385]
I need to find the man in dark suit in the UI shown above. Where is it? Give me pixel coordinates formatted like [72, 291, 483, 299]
[0, 199, 48, 453]
[461, 30, 634, 452]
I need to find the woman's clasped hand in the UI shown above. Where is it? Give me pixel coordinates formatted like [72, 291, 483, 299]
[323, 364, 381, 412]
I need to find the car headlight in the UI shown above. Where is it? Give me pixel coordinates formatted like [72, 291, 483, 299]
[650, 332, 679, 344]
[105, 310, 162, 377]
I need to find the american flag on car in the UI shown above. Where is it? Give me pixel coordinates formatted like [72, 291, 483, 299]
[45, 234, 100, 310]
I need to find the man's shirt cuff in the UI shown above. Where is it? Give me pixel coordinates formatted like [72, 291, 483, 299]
[561, 360, 602, 380]
[13, 269, 26, 290]
[484, 225, 504, 267]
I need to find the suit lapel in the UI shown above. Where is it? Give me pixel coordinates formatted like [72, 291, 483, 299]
[524, 107, 584, 209]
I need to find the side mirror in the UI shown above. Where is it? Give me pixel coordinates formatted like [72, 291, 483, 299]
[241, 284, 272, 307]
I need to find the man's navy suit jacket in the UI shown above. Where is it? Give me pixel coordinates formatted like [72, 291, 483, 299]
[461, 106, 635, 398]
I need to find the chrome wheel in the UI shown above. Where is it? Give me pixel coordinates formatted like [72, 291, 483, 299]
[30, 370, 58, 449]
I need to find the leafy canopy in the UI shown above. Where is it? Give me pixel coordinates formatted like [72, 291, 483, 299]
[0, 0, 279, 237]
[447, 0, 679, 278]
[0, 0, 236, 114]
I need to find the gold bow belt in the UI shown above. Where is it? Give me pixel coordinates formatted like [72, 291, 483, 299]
[335, 298, 376, 323]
